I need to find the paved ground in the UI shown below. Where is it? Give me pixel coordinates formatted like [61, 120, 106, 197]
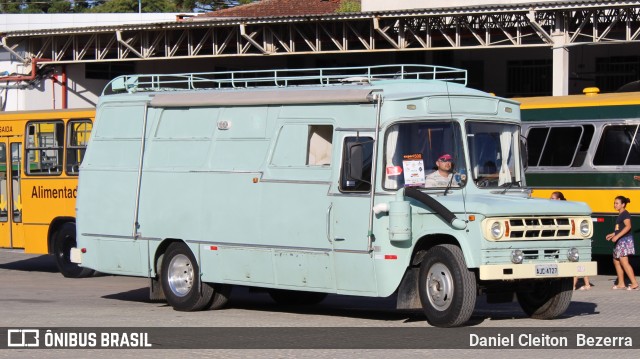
[0, 249, 639, 358]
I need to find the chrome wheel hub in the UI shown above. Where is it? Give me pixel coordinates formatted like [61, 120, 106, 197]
[167, 254, 194, 297]
[426, 263, 453, 311]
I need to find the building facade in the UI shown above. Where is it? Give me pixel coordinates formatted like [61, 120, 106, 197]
[1, 1, 639, 111]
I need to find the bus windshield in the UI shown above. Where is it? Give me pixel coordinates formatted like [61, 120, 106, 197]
[383, 121, 465, 190]
[466, 121, 524, 188]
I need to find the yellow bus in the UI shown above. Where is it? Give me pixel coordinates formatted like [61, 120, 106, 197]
[0, 108, 95, 277]
[517, 90, 640, 257]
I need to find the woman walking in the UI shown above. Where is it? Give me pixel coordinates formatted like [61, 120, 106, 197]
[606, 196, 639, 290]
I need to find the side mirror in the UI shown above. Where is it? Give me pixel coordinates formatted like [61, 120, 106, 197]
[454, 169, 467, 186]
[348, 143, 364, 181]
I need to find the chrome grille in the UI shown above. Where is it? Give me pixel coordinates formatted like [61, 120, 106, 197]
[508, 217, 575, 240]
[483, 216, 592, 241]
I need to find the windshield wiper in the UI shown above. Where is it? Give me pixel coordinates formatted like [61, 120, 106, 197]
[500, 179, 521, 194]
[443, 171, 456, 196]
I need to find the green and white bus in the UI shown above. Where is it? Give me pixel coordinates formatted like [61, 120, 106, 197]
[519, 89, 640, 257]
[72, 65, 596, 327]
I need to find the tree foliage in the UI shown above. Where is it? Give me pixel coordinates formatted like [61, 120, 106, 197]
[0, 0, 259, 13]
[1, 1, 364, 14]
[88, 0, 177, 13]
[336, 0, 360, 13]
[175, 1, 255, 13]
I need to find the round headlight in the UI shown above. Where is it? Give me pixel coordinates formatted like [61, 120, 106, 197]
[567, 247, 580, 262]
[511, 249, 524, 264]
[580, 220, 590, 236]
[490, 221, 503, 239]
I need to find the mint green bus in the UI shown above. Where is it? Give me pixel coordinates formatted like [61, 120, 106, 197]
[72, 65, 596, 327]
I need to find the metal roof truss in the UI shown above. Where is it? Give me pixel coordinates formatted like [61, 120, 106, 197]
[3, 4, 640, 64]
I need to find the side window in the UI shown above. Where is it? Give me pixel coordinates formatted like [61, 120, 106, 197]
[538, 127, 582, 166]
[526, 125, 594, 167]
[307, 125, 333, 166]
[0, 143, 7, 222]
[11, 142, 22, 223]
[26, 121, 64, 176]
[573, 125, 594, 167]
[66, 120, 93, 175]
[525, 127, 548, 166]
[340, 136, 373, 192]
[594, 124, 640, 166]
[271, 124, 333, 167]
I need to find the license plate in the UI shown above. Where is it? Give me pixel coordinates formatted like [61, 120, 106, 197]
[535, 264, 558, 276]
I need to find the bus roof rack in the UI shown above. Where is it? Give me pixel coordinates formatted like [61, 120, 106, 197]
[103, 64, 467, 95]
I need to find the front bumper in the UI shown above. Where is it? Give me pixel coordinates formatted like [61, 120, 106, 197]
[479, 261, 597, 280]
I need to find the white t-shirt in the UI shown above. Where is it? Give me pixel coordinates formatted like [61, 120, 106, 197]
[424, 171, 454, 187]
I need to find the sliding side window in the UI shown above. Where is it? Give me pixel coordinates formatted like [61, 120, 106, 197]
[66, 120, 93, 175]
[594, 124, 640, 166]
[526, 125, 594, 167]
[26, 121, 64, 176]
[271, 124, 333, 167]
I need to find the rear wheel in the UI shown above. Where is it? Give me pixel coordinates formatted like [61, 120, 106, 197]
[418, 244, 476, 327]
[268, 289, 328, 305]
[208, 284, 232, 310]
[516, 278, 572, 319]
[161, 242, 216, 311]
[53, 223, 94, 278]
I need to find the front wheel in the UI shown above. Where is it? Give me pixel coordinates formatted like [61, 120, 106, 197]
[418, 244, 477, 327]
[53, 223, 94, 278]
[516, 278, 572, 319]
[161, 242, 213, 311]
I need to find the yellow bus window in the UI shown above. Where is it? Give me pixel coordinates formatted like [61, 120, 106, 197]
[0, 143, 7, 222]
[26, 121, 64, 176]
[11, 142, 21, 223]
[66, 120, 92, 175]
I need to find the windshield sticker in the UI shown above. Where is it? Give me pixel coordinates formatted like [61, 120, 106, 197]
[402, 154, 425, 187]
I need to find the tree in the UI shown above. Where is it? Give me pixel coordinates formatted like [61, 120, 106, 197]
[23, 0, 51, 13]
[88, 0, 178, 13]
[0, 0, 23, 13]
[0, 0, 258, 14]
[73, 1, 91, 11]
[48, 0, 73, 13]
[336, 0, 360, 13]
[174, 1, 256, 13]
[1, 0, 82, 13]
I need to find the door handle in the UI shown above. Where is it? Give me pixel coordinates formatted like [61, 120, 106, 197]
[326, 203, 333, 243]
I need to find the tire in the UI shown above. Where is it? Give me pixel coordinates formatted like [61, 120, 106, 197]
[208, 284, 232, 310]
[53, 223, 94, 278]
[161, 242, 213, 311]
[418, 244, 477, 327]
[268, 289, 328, 306]
[516, 278, 572, 319]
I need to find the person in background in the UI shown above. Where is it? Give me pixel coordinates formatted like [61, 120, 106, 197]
[551, 191, 592, 290]
[607, 196, 639, 290]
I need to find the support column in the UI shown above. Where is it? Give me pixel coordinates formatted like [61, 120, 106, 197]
[552, 13, 569, 96]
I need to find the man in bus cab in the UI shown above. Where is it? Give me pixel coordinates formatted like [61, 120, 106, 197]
[425, 153, 458, 187]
